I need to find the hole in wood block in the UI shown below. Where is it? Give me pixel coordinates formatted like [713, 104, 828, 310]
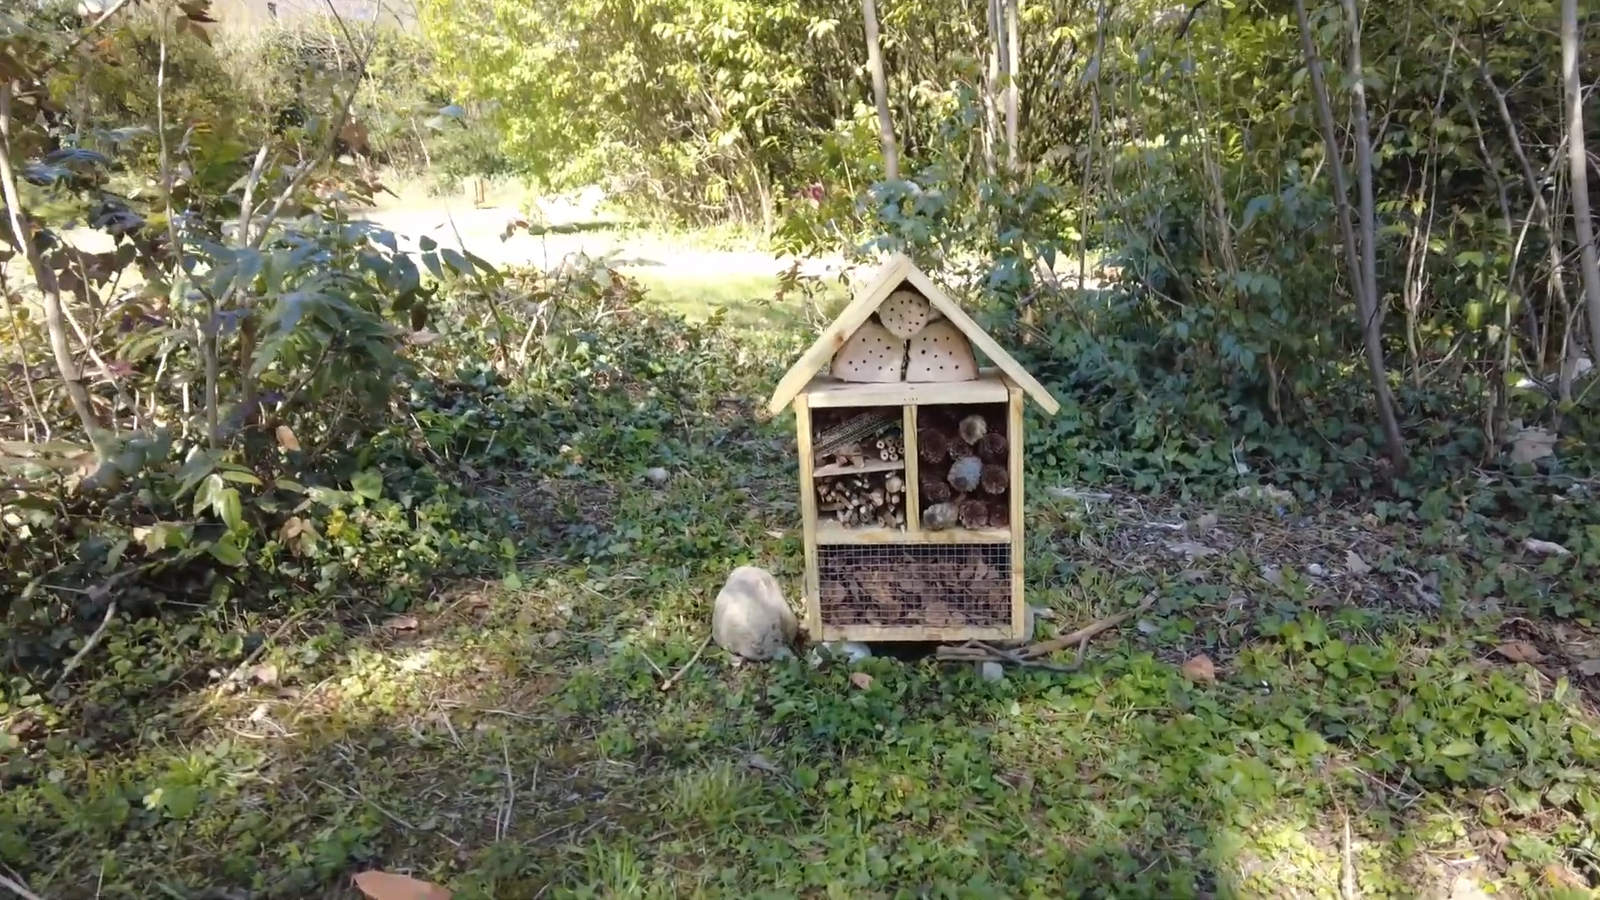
[915, 402, 1010, 531]
[818, 543, 1012, 628]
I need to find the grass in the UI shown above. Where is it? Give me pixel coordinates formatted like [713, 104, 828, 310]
[5, 274, 1600, 900]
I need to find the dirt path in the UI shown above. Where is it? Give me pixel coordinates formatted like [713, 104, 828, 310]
[356, 203, 842, 280]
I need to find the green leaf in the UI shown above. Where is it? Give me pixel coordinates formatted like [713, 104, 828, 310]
[217, 488, 243, 531]
[1439, 739, 1477, 758]
[195, 473, 225, 517]
[352, 468, 383, 500]
[208, 535, 245, 567]
[219, 468, 262, 486]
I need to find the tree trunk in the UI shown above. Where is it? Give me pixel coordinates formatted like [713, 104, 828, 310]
[861, 0, 899, 180]
[1294, 0, 1408, 474]
[982, 0, 999, 178]
[0, 82, 107, 460]
[1004, 0, 1020, 174]
[1562, 0, 1600, 368]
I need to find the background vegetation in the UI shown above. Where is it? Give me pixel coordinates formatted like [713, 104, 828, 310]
[4, 0, 1600, 895]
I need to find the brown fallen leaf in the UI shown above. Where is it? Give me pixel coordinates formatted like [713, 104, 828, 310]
[1523, 538, 1571, 557]
[275, 424, 301, 452]
[1494, 641, 1544, 664]
[849, 672, 874, 690]
[385, 615, 420, 631]
[1344, 549, 1372, 576]
[352, 870, 452, 900]
[1181, 654, 1216, 684]
[1542, 863, 1586, 890]
[1574, 658, 1600, 677]
[248, 663, 279, 685]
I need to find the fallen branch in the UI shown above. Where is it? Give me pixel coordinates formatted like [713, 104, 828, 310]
[1017, 592, 1156, 660]
[936, 640, 1081, 672]
[0, 866, 44, 900]
[661, 634, 713, 692]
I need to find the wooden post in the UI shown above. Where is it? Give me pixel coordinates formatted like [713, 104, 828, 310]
[902, 404, 921, 533]
[795, 394, 823, 638]
[1007, 384, 1026, 640]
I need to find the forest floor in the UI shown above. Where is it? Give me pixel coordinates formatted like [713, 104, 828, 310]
[7, 213, 1600, 899]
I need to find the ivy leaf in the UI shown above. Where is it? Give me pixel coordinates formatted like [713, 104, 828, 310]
[352, 468, 384, 501]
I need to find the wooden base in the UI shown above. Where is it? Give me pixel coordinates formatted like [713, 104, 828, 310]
[815, 523, 1009, 544]
[815, 623, 1019, 643]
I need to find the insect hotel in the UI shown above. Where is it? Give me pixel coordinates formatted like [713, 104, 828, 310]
[767, 254, 1061, 644]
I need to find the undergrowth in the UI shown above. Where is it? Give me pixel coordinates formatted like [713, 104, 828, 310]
[5, 263, 1600, 898]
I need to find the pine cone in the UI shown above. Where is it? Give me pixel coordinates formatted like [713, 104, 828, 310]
[980, 463, 1009, 494]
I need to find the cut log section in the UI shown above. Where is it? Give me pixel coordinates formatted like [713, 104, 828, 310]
[904, 320, 978, 382]
[831, 320, 906, 383]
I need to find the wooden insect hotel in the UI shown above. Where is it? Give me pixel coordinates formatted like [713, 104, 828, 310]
[767, 254, 1061, 643]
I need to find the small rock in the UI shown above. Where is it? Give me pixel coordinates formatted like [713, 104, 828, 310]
[541, 630, 564, 648]
[978, 662, 1005, 682]
[1307, 563, 1327, 577]
[645, 467, 670, 486]
[711, 566, 798, 662]
[809, 641, 872, 666]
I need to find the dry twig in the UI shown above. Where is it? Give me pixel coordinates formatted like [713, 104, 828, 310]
[1017, 592, 1156, 659]
[661, 634, 713, 692]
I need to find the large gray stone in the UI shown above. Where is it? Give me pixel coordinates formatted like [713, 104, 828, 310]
[712, 566, 797, 661]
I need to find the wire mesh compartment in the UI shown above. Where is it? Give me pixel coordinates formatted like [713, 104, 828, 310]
[817, 543, 1012, 628]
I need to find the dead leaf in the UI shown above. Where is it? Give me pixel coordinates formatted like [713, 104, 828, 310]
[745, 753, 781, 774]
[1494, 641, 1544, 664]
[407, 329, 441, 346]
[849, 672, 874, 690]
[1345, 550, 1372, 576]
[249, 663, 279, 685]
[1166, 540, 1218, 559]
[1524, 538, 1571, 557]
[1509, 424, 1557, 465]
[1575, 658, 1600, 677]
[385, 615, 420, 631]
[1181, 654, 1216, 684]
[540, 630, 564, 648]
[1195, 512, 1219, 531]
[275, 424, 301, 452]
[352, 870, 452, 900]
[1542, 863, 1587, 890]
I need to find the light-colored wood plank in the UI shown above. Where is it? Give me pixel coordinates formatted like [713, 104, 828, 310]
[823, 624, 1017, 643]
[795, 394, 823, 639]
[902, 404, 920, 534]
[815, 522, 1009, 544]
[1007, 385, 1027, 641]
[805, 369, 1011, 408]
[765, 255, 915, 415]
[902, 266, 1062, 416]
[811, 457, 906, 478]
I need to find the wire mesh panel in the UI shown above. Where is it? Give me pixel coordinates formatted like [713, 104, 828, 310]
[817, 543, 1012, 629]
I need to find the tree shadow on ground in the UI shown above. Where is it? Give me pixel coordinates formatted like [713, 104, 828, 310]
[9, 542, 1592, 898]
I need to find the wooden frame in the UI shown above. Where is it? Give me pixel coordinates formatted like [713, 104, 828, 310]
[774, 257, 1058, 645]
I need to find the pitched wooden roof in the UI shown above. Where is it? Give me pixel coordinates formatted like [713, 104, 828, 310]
[766, 254, 1061, 416]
